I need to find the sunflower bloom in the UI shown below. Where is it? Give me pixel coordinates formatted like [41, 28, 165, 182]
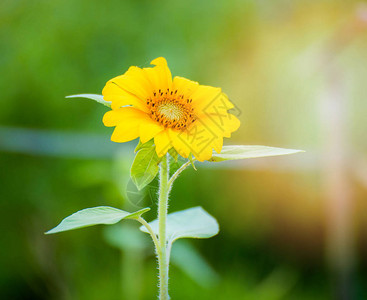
[102, 57, 240, 162]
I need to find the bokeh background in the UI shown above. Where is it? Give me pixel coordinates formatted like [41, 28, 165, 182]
[1, 0, 367, 299]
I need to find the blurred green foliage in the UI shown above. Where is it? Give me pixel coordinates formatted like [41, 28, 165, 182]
[1, 0, 367, 299]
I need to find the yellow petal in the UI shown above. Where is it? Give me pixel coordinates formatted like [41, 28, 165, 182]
[198, 112, 240, 138]
[139, 119, 165, 143]
[150, 57, 168, 67]
[111, 125, 140, 143]
[212, 137, 223, 153]
[154, 130, 172, 157]
[223, 114, 241, 136]
[192, 88, 235, 118]
[103, 107, 148, 127]
[190, 85, 221, 111]
[108, 66, 152, 101]
[194, 145, 213, 162]
[107, 107, 149, 143]
[168, 129, 191, 158]
[180, 121, 217, 161]
[144, 57, 172, 92]
[172, 76, 199, 98]
[102, 82, 149, 112]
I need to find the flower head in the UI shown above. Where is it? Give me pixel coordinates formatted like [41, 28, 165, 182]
[102, 57, 240, 161]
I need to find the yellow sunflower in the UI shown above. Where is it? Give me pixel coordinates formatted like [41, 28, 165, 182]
[102, 57, 240, 162]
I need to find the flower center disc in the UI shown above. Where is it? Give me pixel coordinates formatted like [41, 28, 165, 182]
[146, 88, 196, 129]
[157, 102, 184, 122]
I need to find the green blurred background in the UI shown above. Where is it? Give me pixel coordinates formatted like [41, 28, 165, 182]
[1, 0, 367, 299]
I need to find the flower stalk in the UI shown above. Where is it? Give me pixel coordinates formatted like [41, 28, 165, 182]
[168, 160, 192, 187]
[157, 154, 170, 300]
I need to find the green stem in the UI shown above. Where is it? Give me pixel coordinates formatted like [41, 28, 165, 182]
[168, 160, 192, 187]
[137, 217, 160, 252]
[158, 154, 170, 300]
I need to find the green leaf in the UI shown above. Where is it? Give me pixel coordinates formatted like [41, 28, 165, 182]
[46, 206, 150, 234]
[66, 94, 111, 107]
[131, 146, 161, 190]
[209, 145, 304, 162]
[134, 139, 154, 153]
[140, 206, 219, 243]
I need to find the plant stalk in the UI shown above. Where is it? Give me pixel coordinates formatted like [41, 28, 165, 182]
[168, 160, 192, 187]
[158, 154, 170, 300]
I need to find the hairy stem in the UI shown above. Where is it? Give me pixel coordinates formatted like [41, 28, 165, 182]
[137, 217, 160, 252]
[158, 154, 170, 300]
[168, 160, 192, 188]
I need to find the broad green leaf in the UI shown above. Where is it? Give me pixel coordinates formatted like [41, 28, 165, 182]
[66, 94, 111, 107]
[134, 139, 154, 153]
[209, 145, 304, 162]
[131, 146, 161, 190]
[46, 206, 150, 234]
[140, 206, 219, 243]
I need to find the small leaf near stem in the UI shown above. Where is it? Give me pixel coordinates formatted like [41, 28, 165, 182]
[131, 143, 161, 190]
[135, 139, 154, 153]
[66, 94, 112, 107]
[209, 145, 304, 162]
[45, 206, 150, 234]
